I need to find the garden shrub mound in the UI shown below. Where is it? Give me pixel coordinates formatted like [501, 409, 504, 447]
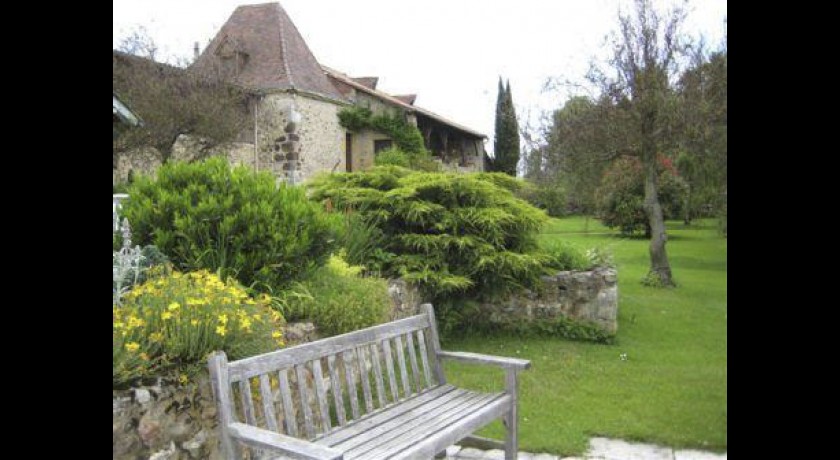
[595, 155, 687, 236]
[274, 254, 391, 337]
[309, 167, 549, 315]
[113, 269, 284, 388]
[120, 157, 342, 291]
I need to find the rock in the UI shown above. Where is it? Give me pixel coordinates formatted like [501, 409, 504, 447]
[138, 415, 162, 447]
[149, 441, 178, 460]
[135, 388, 152, 404]
[201, 405, 217, 421]
[182, 429, 209, 459]
[285, 322, 317, 343]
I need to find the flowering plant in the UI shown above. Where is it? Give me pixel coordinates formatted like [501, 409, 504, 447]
[113, 269, 284, 387]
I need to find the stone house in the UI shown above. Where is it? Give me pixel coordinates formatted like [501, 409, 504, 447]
[115, 2, 487, 184]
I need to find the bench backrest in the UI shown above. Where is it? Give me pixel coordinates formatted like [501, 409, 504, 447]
[209, 304, 446, 441]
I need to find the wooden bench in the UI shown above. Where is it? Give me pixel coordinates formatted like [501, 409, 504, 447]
[208, 304, 530, 459]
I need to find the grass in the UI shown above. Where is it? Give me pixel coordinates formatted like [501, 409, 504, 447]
[441, 216, 727, 456]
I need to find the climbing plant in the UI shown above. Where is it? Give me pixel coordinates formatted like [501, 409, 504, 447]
[338, 107, 426, 154]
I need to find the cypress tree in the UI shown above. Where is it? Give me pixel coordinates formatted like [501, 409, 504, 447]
[493, 78, 521, 176]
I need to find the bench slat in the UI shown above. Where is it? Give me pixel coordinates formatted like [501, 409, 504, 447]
[316, 384, 455, 446]
[367, 394, 511, 460]
[416, 329, 433, 389]
[381, 339, 399, 403]
[370, 342, 386, 408]
[259, 374, 279, 432]
[394, 335, 411, 397]
[295, 363, 316, 439]
[327, 354, 347, 426]
[239, 378, 257, 426]
[229, 315, 430, 382]
[311, 358, 332, 432]
[343, 350, 361, 420]
[342, 391, 501, 458]
[329, 388, 471, 452]
[406, 332, 422, 392]
[357, 347, 374, 414]
[278, 368, 297, 437]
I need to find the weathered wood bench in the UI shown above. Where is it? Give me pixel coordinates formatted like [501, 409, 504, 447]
[208, 303, 530, 459]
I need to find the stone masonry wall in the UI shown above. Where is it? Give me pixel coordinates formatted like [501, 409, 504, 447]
[257, 93, 345, 183]
[386, 267, 618, 334]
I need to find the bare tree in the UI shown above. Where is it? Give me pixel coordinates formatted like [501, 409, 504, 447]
[113, 28, 252, 165]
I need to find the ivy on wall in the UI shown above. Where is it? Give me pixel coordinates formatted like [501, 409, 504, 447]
[338, 107, 426, 154]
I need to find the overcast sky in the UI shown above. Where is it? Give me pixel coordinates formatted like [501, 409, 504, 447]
[113, 0, 727, 154]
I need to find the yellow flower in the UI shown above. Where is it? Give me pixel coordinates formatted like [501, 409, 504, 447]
[216, 325, 227, 337]
[218, 314, 228, 325]
[161, 311, 173, 320]
[179, 374, 189, 385]
[125, 342, 140, 352]
[190, 319, 199, 326]
[149, 332, 163, 342]
[252, 314, 263, 322]
[167, 302, 181, 311]
[127, 316, 145, 328]
[114, 322, 125, 330]
[139, 352, 149, 361]
[272, 331, 282, 339]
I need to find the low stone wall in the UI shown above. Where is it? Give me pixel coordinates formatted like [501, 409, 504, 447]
[113, 375, 222, 460]
[386, 267, 618, 334]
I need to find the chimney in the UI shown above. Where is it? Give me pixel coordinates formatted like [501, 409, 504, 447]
[193, 42, 200, 61]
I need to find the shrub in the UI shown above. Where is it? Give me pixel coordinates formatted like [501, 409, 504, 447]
[594, 156, 687, 236]
[113, 269, 284, 388]
[273, 254, 390, 336]
[120, 157, 342, 291]
[541, 240, 592, 271]
[374, 147, 411, 168]
[309, 167, 549, 311]
[519, 180, 568, 217]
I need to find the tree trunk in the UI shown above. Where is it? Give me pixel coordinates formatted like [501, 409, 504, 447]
[643, 152, 674, 286]
[683, 183, 692, 225]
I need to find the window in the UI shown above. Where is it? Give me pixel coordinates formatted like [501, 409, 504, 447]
[374, 139, 393, 153]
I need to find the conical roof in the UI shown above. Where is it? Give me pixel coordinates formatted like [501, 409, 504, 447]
[191, 2, 345, 101]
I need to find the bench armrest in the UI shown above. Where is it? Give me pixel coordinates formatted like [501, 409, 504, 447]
[438, 350, 531, 370]
[227, 422, 343, 460]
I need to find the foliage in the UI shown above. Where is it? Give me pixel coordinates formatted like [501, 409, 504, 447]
[338, 107, 427, 154]
[113, 244, 172, 303]
[519, 180, 567, 217]
[113, 269, 284, 387]
[273, 254, 390, 336]
[595, 156, 687, 236]
[493, 78, 521, 175]
[541, 240, 594, 271]
[112, 42, 251, 163]
[374, 146, 440, 172]
[341, 212, 394, 276]
[120, 157, 342, 291]
[308, 167, 549, 316]
[374, 147, 411, 168]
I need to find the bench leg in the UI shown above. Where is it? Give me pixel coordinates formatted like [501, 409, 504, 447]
[434, 450, 447, 458]
[504, 369, 519, 460]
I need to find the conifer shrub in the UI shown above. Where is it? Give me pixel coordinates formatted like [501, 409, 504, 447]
[309, 167, 549, 316]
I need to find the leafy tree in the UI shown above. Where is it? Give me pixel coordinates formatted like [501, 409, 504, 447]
[676, 46, 727, 225]
[493, 78, 521, 175]
[112, 29, 251, 164]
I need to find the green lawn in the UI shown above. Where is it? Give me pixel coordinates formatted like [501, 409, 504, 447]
[441, 216, 727, 456]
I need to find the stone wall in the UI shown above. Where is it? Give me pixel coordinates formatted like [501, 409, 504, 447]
[386, 267, 618, 334]
[256, 93, 346, 183]
[113, 376, 222, 460]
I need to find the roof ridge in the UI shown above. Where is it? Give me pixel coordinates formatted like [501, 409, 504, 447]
[275, 5, 294, 88]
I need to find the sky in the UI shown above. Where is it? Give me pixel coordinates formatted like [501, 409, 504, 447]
[113, 0, 727, 154]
